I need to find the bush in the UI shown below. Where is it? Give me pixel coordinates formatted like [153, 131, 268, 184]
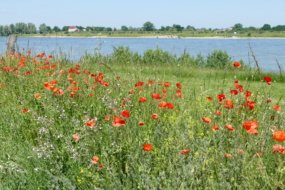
[206, 50, 232, 69]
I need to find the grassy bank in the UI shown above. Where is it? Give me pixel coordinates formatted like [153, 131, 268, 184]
[0, 48, 285, 189]
[20, 30, 285, 38]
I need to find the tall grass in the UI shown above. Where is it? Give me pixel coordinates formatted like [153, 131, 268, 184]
[0, 48, 285, 189]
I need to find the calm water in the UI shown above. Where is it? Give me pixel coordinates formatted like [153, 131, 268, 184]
[1, 37, 285, 71]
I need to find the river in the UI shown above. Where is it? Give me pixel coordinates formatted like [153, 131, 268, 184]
[1, 37, 285, 71]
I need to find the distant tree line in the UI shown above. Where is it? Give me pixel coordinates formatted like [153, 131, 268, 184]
[1, 22, 285, 36]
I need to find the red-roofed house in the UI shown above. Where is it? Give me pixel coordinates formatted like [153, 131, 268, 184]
[68, 26, 79, 32]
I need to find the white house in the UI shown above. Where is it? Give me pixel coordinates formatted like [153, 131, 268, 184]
[68, 26, 79, 32]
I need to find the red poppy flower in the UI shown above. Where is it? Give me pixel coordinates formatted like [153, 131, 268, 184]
[112, 116, 126, 127]
[215, 110, 222, 116]
[272, 144, 282, 153]
[138, 121, 145, 126]
[86, 119, 96, 128]
[230, 90, 238, 96]
[224, 124, 235, 131]
[176, 83, 182, 89]
[242, 120, 259, 135]
[138, 97, 147, 102]
[238, 149, 243, 154]
[224, 100, 234, 109]
[233, 61, 241, 68]
[273, 105, 281, 111]
[143, 144, 153, 151]
[73, 133, 80, 143]
[211, 124, 220, 131]
[158, 101, 167, 108]
[21, 108, 29, 113]
[166, 103, 174, 109]
[245, 101, 255, 110]
[180, 149, 190, 155]
[202, 117, 211, 124]
[151, 113, 159, 119]
[91, 156, 99, 164]
[152, 93, 162, 100]
[224, 153, 233, 158]
[206, 97, 212, 102]
[148, 80, 155, 86]
[264, 76, 272, 82]
[164, 82, 171, 87]
[135, 81, 144, 87]
[266, 98, 272, 103]
[273, 130, 285, 142]
[217, 94, 226, 101]
[121, 110, 130, 117]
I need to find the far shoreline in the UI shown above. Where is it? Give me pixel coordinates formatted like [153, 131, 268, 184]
[25, 35, 285, 40]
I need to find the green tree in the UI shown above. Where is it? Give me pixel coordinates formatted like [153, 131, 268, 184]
[9, 24, 15, 33]
[233, 23, 243, 31]
[62, 26, 69, 31]
[272, 25, 285, 31]
[27, 23, 37, 34]
[143, 21, 155, 31]
[261, 24, 271, 31]
[39, 23, 48, 34]
[15, 22, 28, 34]
[186, 25, 195, 31]
[121, 25, 128, 31]
[172, 24, 184, 32]
[53, 26, 61, 32]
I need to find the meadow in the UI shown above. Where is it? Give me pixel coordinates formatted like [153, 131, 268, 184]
[0, 47, 285, 189]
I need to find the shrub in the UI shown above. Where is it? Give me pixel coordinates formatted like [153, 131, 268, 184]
[206, 50, 232, 69]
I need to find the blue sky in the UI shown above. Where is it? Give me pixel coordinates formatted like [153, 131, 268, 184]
[1, 0, 284, 29]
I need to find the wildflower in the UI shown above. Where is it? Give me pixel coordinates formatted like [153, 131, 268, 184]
[242, 120, 259, 135]
[138, 97, 147, 102]
[202, 117, 211, 124]
[176, 83, 182, 89]
[224, 100, 234, 109]
[112, 116, 126, 127]
[224, 153, 233, 158]
[211, 124, 220, 131]
[91, 156, 99, 164]
[224, 124, 235, 132]
[151, 113, 159, 119]
[166, 103, 174, 109]
[34, 93, 41, 98]
[86, 119, 96, 128]
[70, 92, 76, 98]
[217, 94, 226, 101]
[215, 110, 222, 116]
[180, 149, 190, 155]
[148, 80, 155, 86]
[175, 89, 183, 98]
[104, 116, 110, 121]
[152, 93, 162, 100]
[245, 101, 255, 110]
[273, 130, 285, 142]
[121, 110, 130, 118]
[164, 82, 171, 87]
[233, 61, 241, 68]
[143, 144, 153, 151]
[138, 121, 145, 126]
[237, 149, 243, 154]
[206, 97, 212, 102]
[134, 81, 144, 87]
[21, 108, 29, 113]
[264, 76, 272, 85]
[230, 89, 238, 96]
[73, 133, 80, 142]
[158, 101, 167, 108]
[272, 105, 281, 111]
[272, 144, 282, 153]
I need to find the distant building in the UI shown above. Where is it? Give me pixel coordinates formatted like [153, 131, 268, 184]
[68, 26, 79, 32]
